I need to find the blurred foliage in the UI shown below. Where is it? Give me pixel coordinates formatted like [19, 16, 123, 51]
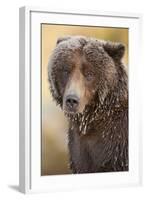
[41, 24, 128, 175]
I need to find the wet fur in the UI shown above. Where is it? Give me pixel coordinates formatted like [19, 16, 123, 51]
[48, 36, 128, 173]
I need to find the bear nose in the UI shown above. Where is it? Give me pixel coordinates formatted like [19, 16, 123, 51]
[65, 95, 79, 111]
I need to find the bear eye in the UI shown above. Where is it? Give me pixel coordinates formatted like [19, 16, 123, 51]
[84, 71, 95, 81]
[62, 69, 70, 79]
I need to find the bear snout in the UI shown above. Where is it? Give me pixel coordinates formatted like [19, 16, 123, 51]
[64, 94, 79, 113]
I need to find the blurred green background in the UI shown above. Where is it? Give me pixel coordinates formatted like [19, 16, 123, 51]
[41, 24, 128, 175]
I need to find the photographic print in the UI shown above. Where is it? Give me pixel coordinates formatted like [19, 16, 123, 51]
[41, 24, 128, 175]
[19, 8, 142, 193]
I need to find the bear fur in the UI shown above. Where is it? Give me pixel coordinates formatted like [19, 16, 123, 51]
[48, 36, 128, 173]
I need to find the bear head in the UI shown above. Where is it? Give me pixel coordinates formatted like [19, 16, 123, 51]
[48, 36, 126, 115]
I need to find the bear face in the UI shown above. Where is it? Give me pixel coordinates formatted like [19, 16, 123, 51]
[48, 36, 126, 115]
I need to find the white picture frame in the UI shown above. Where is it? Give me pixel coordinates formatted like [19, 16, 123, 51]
[19, 6, 143, 194]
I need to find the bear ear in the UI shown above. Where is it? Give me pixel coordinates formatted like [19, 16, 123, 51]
[103, 41, 125, 61]
[56, 36, 71, 45]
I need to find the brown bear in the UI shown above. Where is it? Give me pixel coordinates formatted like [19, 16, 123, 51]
[48, 36, 128, 173]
